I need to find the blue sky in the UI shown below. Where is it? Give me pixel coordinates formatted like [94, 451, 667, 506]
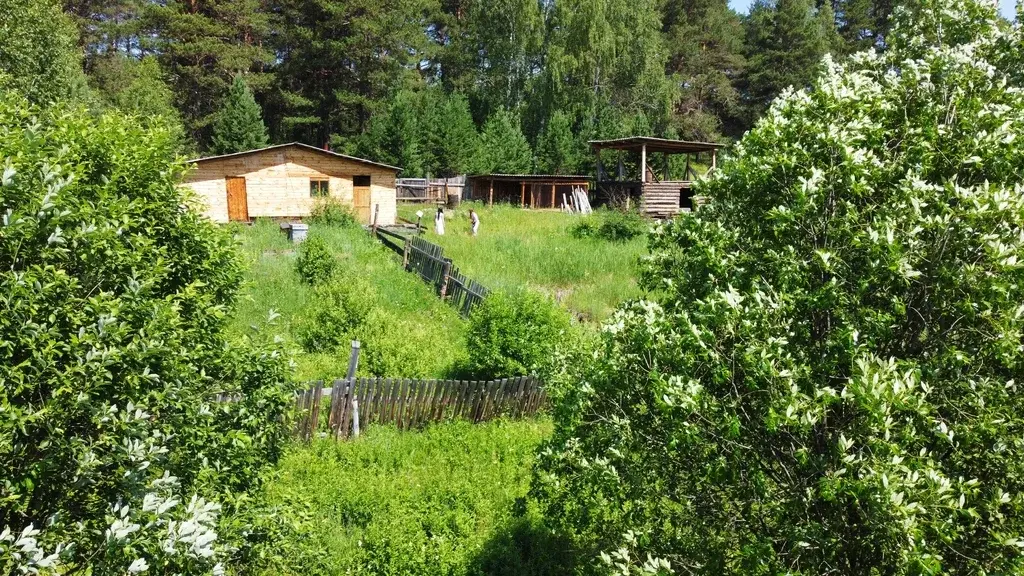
[727, 0, 1017, 19]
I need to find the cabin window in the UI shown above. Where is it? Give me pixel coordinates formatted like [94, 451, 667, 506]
[310, 178, 330, 197]
[353, 175, 371, 187]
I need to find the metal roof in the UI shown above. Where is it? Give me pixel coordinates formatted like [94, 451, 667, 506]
[467, 174, 591, 182]
[187, 142, 402, 172]
[589, 136, 725, 154]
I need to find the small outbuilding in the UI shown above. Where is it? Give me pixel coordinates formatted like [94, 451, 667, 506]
[590, 136, 725, 218]
[181, 142, 401, 225]
[467, 174, 591, 209]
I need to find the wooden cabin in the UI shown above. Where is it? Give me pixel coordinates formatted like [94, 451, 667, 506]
[590, 137, 725, 218]
[467, 174, 591, 209]
[181, 143, 401, 225]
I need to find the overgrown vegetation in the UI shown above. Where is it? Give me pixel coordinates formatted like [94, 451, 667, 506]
[250, 419, 569, 576]
[308, 197, 359, 227]
[0, 90, 292, 574]
[459, 291, 576, 382]
[232, 221, 468, 381]
[535, 1, 1024, 573]
[400, 203, 646, 321]
[570, 210, 648, 242]
[294, 235, 337, 286]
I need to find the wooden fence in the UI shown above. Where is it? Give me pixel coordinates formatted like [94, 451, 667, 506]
[374, 228, 490, 318]
[295, 374, 546, 441]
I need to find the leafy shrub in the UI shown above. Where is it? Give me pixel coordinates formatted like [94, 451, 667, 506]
[569, 210, 647, 242]
[460, 290, 573, 381]
[309, 197, 359, 227]
[295, 235, 337, 285]
[568, 217, 599, 239]
[0, 90, 292, 574]
[597, 209, 646, 241]
[298, 278, 374, 353]
[534, 1, 1024, 574]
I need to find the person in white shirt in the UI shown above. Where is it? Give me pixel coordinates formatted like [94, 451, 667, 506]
[434, 206, 445, 235]
[469, 209, 479, 236]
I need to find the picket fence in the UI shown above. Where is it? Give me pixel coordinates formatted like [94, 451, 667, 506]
[294, 374, 546, 441]
[374, 228, 489, 318]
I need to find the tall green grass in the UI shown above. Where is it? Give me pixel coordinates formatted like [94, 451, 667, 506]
[228, 220, 466, 381]
[400, 202, 646, 321]
[253, 419, 572, 575]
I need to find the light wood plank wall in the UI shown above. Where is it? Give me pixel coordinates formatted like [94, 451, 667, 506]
[180, 146, 398, 225]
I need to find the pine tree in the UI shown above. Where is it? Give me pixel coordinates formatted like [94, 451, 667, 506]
[536, 111, 580, 174]
[420, 90, 478, 177]
[741, 0, 838, 121]
[661, 0, 746, 140]
[210, 75, 269, 154]
[356, 90, 423, 174]
[471, 108, 532, 174]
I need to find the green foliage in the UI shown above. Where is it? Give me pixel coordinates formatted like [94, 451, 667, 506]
[295, 235, 338, 286]
[248, 419, 562, 576]
[570, 210, 648, 242]
[357, 90, 423, 174]
[535, 0, 1024, 573]
[297, 278, 374, 352]
[462, 291, 574, 381]
[0, 0, 89, 105]
[743, 0, 840, 118]
[309, 197, 359, 227]
[472, 108, 533, 174]
[420, 90, 478, 177]
[89, 55, 186, 147]
[400, 202, 646, 322]
[210, 75, 269, 155]
[535, 110, 582, 174]
[0, 91, 292, 574]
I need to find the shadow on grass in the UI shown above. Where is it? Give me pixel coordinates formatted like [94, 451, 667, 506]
[467, 501, 578, 576]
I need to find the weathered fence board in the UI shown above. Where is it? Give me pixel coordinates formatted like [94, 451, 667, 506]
[291, 374, 545, 440]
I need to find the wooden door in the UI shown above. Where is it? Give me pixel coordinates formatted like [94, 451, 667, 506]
[353, 176, 371, 224]
[226, 177, 249, 222]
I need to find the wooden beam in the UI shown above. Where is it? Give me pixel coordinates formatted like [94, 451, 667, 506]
[550, 184, 556, 208]
[488, 179, 494, 206]
[520, 181, 526, 207]
[712, 149, 717, 170]
[640, 143, 647, 183]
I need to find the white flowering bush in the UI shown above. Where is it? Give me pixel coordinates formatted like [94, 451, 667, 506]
[0, 90, 293, 573]
[534, 0, 1024, 573]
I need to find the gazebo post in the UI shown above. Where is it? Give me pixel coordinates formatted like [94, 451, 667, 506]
[520, 181, 526, 207]
[488, 179, 494, 206]
[712, 149, 717, 170]
[640, 143, 647, 183]
[550, 184, 556, 208]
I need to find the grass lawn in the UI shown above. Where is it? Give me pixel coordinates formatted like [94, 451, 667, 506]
[227, 219, 466, 381]
[255, 418, 572, 576]
[399, 202, 647, 322]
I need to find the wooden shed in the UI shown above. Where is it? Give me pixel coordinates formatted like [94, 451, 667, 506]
[590, 136, 725, 218]
[181, 142, 401, 225]
[467, 174, 591, 209]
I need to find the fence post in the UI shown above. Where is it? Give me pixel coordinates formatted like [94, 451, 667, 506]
[439, 259, 452, 299]
[352, 400, 360, 438]
[402, 237, 411, 270]
[372, 204, 380, 234]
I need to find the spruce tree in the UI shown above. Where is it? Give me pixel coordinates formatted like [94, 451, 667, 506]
[536, 111, 579, 174]
[420, 90, 478, 177]
[471, 108, 532, 174]
[210, 75, 269, 155]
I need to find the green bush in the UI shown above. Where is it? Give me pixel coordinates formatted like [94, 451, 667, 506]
[534, 1, 1024, 573]
[295, 235, 337, 285]
[309, 197, 359, 227]
[569, 210, 647, 242]
[0, 90, 292, 574]
[461, 290, 573, 381]
[297, 278, 374, 353]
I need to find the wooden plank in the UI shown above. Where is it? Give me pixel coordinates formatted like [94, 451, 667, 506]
[396, 379, 409, 430]
[439, 380, 453, 420]
[453, 380, 467, 419]
[379, 378, 393, 426]
[511, 376, 528, 419]
[339, 379, 354, 439]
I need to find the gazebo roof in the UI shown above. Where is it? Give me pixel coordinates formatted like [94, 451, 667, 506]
[589, 136, 725, 154]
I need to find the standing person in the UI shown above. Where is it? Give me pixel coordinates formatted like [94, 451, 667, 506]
[469, 209, 479, 236]
[434, 206, 445, 235]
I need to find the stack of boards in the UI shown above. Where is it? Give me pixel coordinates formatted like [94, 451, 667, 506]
[562, 186, 593, 215]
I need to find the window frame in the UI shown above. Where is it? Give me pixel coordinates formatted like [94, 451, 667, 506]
[353, 175, 371, 187]
[310, 178, 330, 197]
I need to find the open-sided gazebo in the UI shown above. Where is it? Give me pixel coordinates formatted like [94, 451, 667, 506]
[590, 136, 725, 218]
